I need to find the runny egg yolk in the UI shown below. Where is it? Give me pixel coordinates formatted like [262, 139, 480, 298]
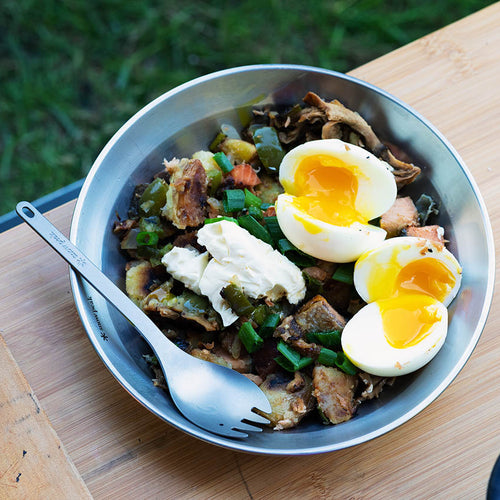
[364, 250, 457, 304]
[284, 155, 366, 227]
[378, 294, 443, 348]
[395, 258, 457, 303]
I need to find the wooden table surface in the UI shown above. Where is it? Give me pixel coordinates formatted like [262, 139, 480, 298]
[1, 4, 499, 499]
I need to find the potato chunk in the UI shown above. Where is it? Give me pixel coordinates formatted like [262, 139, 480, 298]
[259, 372, 314, 430]
[313, 365, 358, 424]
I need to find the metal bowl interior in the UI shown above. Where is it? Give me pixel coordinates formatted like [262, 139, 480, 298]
[69, 64, 494, 455]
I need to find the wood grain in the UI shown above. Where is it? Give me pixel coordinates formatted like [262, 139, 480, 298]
[0, 336, 91, 498]
[1, 3, 499, 499]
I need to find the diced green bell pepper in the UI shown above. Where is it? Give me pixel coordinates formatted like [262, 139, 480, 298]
[252, 126, 285, 174]
[139, 178, 168, 217]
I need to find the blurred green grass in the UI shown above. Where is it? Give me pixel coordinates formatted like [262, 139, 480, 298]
[0, 0, 492, 215]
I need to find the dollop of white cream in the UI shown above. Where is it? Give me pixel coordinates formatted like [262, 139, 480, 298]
[189, 220, 307, 326]
[161, 246, 208, 295]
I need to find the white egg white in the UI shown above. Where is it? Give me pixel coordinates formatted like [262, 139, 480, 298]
[354, 236, 463, 307]
[276, 193, 387, 263]
[341, 299, 448, 377]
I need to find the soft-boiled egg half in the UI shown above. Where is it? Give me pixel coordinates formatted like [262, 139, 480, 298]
[342, 236, 462, 376]
[275, 138, 397, 262]
[341, 295, 448, 376]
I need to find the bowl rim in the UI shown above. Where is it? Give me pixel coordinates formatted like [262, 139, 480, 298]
[69, 63, 496, 455]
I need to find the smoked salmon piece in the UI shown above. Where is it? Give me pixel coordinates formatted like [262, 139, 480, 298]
[380, 196, 419, 237]
[227, 163, 261, 189]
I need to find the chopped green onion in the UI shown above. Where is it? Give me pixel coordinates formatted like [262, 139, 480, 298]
[296, 356, 314, 370]
[237, 214, 274, 246]
[290, 254, 316, 267]
[213, 151, 234, 173]
[238, 321, 264, 353]
[263, 215, 285, 242]
[260, 203, 273, 210]
[136, 231, 159, 246]
[275, 354, 313, 372]
[318, 348, 337, 366]
[244, 188, 262, 208]
[221, 284, 254, 317]
[306, 330, 342, 349]
[258, 313, 281, 338]
[277, 238, 297, 253]
[277, 238, 316, 267]
[277, 340, 300, 365]
[274, 355, 296, 372]
[204, 216, 239, 225]
[223, 189, 246, 212]
[247, 205, 263, 220]
[276, 341, 313, 371]
[335, 352, 358, 375]
[332, 262, 355, 285]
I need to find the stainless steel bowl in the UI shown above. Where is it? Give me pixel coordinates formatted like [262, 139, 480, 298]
[69, 64, 494, 455]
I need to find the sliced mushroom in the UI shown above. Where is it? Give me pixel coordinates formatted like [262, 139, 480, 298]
[303, 92, 383, 153]
[380, 148, 421, 189]
[356, 372, 395, 404]
[302, 92, 421, 188]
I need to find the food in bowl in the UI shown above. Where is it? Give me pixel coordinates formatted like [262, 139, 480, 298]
[113, 91, 462, 431]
